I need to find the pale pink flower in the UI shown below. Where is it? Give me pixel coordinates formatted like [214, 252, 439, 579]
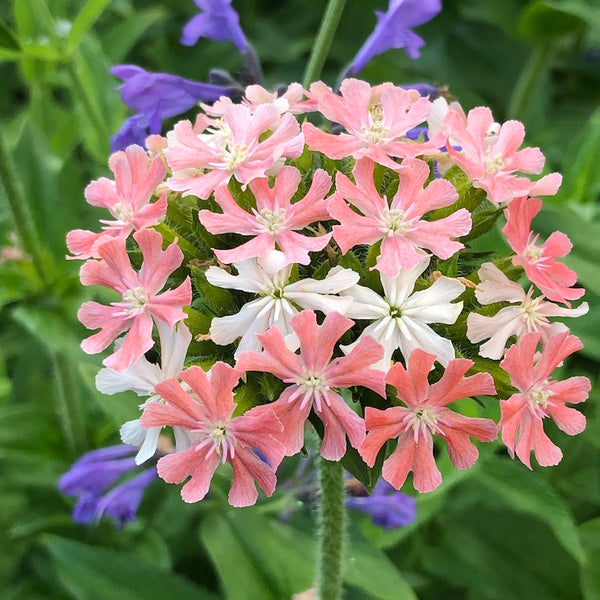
[500, 331, 590, 468]
[141, 362, 285, 506]
[443, 106, 562, 205]
[199, 165, 332, 265]
[206, 250, 359, 357]
[360, 349, 497, 493]
[502, 196, 584, 305]
[329, 158, 470, 276]
[236, 311, 386, 461]
[165, 104, 304, 199]
[67, 145, 167, 259]
[303, 78, 443, 170]
[467, 262, 588, 359]
[340, 256, 465, 369]
[96, 321, 194, 464]
[204, 83, 308, 118]
[78, 229, 192, 372]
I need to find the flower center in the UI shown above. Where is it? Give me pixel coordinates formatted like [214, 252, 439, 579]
[484, 153, 509, 174]
[407, 405, 444, 441]
[294, 372, 330, 411]
[520, 292, 548, 331]
[381, 208, 411, 236]
[122, 286, 148, 313]
[221, 143, 248, 171]
[528, 381, 553, 417]
[256, 208, 287, 233]
[361, 104, 390, 143]
[210, 423, 227, 444]
[524, 244, 543, 262]
[388, 305, 403, 319]
[112, 202, 134, 222]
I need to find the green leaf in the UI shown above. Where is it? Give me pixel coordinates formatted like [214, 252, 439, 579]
[478, 457, 585, 563]
[0, 17, 20, 51]
[66, 0, 112, 54]
[519, 1, 586, 40]
[556, 107, 600, 205]
[43, 535, 219, 600]
[200, 512, 313, 600]
[345, 531, 417, 600]
[580, 517, 600, 600]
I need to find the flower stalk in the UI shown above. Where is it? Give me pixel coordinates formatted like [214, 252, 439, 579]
[316, 457, 346, 600]
[302, 0, 347, 88]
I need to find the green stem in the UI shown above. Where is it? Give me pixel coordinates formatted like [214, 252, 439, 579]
[316, 457, 345, 600]
[0, 126, 49, 284]
[507, 42, 553, 121]
[302, 0, 347, 88]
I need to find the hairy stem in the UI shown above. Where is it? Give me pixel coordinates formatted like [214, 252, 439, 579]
[316, 457, 345, 600]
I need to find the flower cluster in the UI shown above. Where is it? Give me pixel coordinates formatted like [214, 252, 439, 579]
[66, 74, 589, 509]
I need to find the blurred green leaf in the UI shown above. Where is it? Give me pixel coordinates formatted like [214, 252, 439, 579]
[580, 517, 600, 600]
[519, 1, 587, 40]
[555, 107, 600, 205]
[200, 511, 313, 599]
[478, 457, 585, 563]
[0, 17, 20, 50]
[43, 535, 219, 600]
[344, 531, 417, 600]
[66, 0, 111, 54]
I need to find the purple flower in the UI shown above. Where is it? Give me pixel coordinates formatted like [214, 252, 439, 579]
[351, 0, 442, 73]
[58, 445, 157, 527]
[181, 0, 247, 51]
[110, 65, 230, 151]
[346, 479, 416, 530]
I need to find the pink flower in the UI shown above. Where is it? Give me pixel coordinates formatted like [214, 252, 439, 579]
[67, 145, 167, 259]
[466, 262, 588, 359]
[502, 196, 584, 305]
[329, 158, 470, 276]
[303, 78, 443, 170]
[165, 104, 304, 199]
[360, 349, 497, 493]
[140, 362, 285, 506]
[199, 165, 332, 265]
[500, 331, 590, 468]
[236, 311, 386, 461]
[78, 229, 192, 371]
[444, 106, 562, 205]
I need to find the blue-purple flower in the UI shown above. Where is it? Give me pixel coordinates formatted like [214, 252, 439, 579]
[181, 0, 247, 51]
[110, 65, 230, 151]
[58, 445, 157, 528]
[351, 0, 442, 73]
[346, 479, 416, 530]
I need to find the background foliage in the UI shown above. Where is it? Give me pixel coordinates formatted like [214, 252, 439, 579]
[0, 0, 599, 598]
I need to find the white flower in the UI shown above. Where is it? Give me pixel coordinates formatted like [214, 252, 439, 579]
[467, 262, 588, 359]
[95, 321, 193, 464]
[340, 256, 465, 370]
[206, 250, 360, 356]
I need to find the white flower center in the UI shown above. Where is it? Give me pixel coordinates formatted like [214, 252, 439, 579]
[210, 423, 228, 444]
[407, 405, 444, 441]
[484, 153, 509, 174]
[381, 208, 411, 236]
[221, 143, 248, 171]
[528, 381, 553, 417]
[122, 286, 148, 313]
[256, 208, 287, 233]
[361, 104, 390, 143]
[524, 244, 543, 262]
[112, 202, 134, 222]
[520, 292, 548, 331]
[294, 372, 330, 411]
